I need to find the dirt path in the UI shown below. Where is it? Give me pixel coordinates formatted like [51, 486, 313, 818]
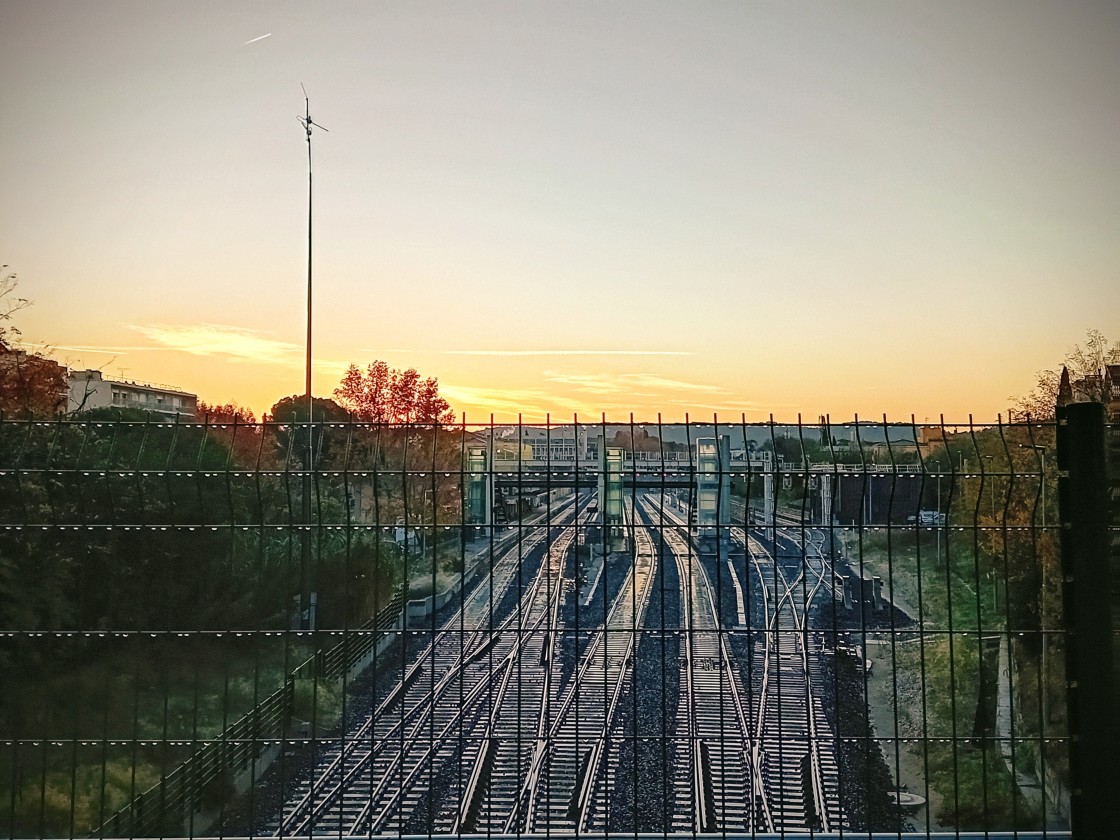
[863, 637, 950, 833]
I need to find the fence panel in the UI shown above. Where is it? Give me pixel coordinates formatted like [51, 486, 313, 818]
[0, 413, 1101, 839]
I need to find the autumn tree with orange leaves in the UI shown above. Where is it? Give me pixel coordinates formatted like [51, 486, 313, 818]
[334, 360, 454, 425]
[334, 361, 461, 541]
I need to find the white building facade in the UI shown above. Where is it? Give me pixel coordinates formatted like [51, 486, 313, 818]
[67, 369, 197, 418]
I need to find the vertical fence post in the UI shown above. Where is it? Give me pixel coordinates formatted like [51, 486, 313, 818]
[1056, 400, 1116, 836]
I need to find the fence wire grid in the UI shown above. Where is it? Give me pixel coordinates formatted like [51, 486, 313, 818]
[2, 411, 1113, 840]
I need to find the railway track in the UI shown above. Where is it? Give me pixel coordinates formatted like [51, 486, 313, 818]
[577, 501, 660, 830]
[440, 508, 574, 835]
[361, 521, 579, 836]
[268, 496, 586, 835]
[744, 525, 846, 832]
[516, 498, 657, 833]
[641, 494, 757, 834]
[265, 488, 847, 836]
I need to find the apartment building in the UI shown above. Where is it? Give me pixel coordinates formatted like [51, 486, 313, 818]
[67, 368, 197, 418]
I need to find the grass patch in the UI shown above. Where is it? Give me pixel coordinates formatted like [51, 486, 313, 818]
[844, 527, 1056, 831]
[291, 678, 346, 732]
[2, 750, 163, 838]
[925, 743, 1040, 829]
[841, 528, 1003, 633]
[0, 635, 310, 836]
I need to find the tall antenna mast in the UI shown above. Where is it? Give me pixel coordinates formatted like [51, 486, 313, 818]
[297, 85, 328, 631]
[297, 84, 328, 425]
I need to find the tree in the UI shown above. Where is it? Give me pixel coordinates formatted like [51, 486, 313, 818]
[0, 405, 282, 644]
[198, 401, 256, 424]
[334, 364, 468, 554]
[0, 268, 66, 418]
[0, 265, 29, 349]
[334, 360, 455, 425]
[197, 401, 261, 466]
[0, 349, 66, 419]
[265, 395, 351, 466]
[1012, 329, 1119, 419]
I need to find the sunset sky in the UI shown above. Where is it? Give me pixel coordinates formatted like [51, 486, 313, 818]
[3, 1, 1118, 422]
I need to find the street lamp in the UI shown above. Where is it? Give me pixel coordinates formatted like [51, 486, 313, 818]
[933, 470, 944, 568]
[982, 454, 997, 608]
[981, 455, 996, 521]
[1019, 444, 1046, 527]
[1020, 443, 1050, 724]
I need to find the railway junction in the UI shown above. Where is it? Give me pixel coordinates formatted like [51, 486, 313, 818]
[258, 438, 870, 835]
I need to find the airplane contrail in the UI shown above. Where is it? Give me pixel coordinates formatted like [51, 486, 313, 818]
[243, 33, 272, 45]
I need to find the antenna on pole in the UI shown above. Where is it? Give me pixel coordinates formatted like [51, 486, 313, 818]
[297, 83, 328, 632]
[296, 83, 327, 413]
[298, 83, 330, 143]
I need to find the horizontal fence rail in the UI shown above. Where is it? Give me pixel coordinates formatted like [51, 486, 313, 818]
[1, 412, 1111, 839]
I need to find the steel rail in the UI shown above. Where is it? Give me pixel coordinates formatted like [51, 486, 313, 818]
[572, 498, 658, 832]
[352, 525, 579, 835]
[363, 603, 555, 834]
[516, 498, 657, 832]
[642, 493, 755, 834]
[374, 501, 596, 835]
[742, 524, 843, 833]
[274, 499, 579, 835]
[452, 521, 572, 834]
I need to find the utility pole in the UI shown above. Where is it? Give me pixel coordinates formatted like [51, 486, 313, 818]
[298, 87, 328, 631]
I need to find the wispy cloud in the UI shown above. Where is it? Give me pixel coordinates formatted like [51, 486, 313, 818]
[665, 400, 773, 412]
[437, 372, 735, 422]
[381, 349, 693, 357]
[440, 384, 589, 418]
[23, 342, 152, 355]
[440, 381, 764, 422]
[242, 33, 272, 45]
[622, 374, 725, 393]
[129, 324, 298, 363]
[542, 371, 726, 395]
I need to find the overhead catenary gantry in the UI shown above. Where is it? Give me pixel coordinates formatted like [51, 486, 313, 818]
[465, 434, 778, 547]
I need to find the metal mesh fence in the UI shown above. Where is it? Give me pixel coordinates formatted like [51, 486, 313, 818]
[0, 412, 1104, 839]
